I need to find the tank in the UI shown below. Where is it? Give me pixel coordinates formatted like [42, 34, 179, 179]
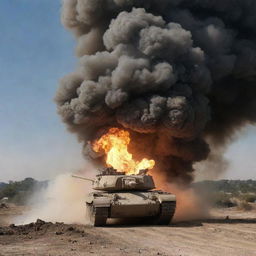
[73, 168, 176, 226]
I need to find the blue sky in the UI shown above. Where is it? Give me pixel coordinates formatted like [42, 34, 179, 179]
[0, 0, 255, 182]
[0, 0, 84, 181]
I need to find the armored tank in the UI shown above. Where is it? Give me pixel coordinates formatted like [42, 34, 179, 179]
[73, 168, 176, 226]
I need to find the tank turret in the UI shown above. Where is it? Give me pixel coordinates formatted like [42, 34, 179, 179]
[72, 168, 155, 191]
[93, 168, 155, 191]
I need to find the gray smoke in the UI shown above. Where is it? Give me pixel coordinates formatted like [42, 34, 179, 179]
[56, 0, 256, 184]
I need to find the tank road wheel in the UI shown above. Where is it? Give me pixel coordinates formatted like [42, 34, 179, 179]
[155, 201, 176, 225]
[86, 203, 108, 227]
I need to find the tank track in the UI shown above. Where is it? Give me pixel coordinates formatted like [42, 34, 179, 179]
[155, 201, 176, 225]
[86, 204, 109, 227]
[86, 201, 176, 226]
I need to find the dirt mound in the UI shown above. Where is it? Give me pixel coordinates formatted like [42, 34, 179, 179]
[0, 219, 85, 236]
[0, 203, 8, 209]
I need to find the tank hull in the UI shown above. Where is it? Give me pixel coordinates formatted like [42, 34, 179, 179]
[86, 191, 176, 226]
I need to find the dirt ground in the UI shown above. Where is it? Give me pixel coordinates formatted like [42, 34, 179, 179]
[0, 204, 256, 256]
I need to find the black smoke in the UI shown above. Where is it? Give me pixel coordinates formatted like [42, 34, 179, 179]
[55, 0, 256, 184]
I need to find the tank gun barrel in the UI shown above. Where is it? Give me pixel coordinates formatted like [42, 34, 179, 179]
[72, 175, 94, 183]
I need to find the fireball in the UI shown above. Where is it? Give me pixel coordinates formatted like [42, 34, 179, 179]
[92, 128, 155, 175]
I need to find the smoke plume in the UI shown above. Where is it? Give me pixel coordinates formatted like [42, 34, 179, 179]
[56, 0, 256, 184]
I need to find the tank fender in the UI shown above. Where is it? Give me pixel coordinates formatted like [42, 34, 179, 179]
[93, 197, 111, 208]
[157, 194, 176, 203]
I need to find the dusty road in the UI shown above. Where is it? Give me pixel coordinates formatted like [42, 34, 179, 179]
[0, 206, 256, 256]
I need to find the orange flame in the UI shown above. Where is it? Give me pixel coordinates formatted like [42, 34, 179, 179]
[92, 128, 155, 175]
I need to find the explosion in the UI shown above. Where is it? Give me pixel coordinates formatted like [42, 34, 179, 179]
[56, 0, 256, 184]
[92, 128, 155, 175]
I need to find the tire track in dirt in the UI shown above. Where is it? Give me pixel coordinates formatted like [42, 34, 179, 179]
[99, 223, 256, 256]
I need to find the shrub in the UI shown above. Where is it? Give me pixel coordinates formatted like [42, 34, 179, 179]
[239, 193, 256, 203]
[211, 192, 236, 208]
[237, 201, 253, 211]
